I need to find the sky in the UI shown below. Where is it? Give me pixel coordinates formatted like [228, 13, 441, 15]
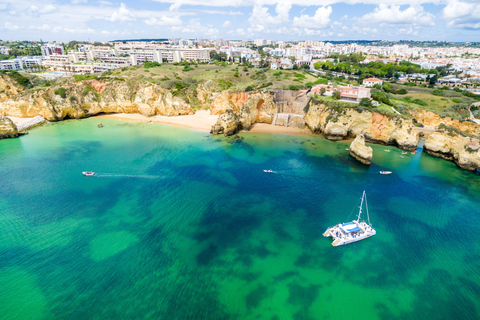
[1, 0, 480, 42]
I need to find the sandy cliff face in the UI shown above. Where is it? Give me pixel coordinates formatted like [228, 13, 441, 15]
[0, 75, 22, 103]
[424, 132, 480, 172]
[412, 110, 480, 136]
[349, 134, 373, 165]
[0, 80, 194, 120]
[210, 92, 276, 135]
[305, 101, 419, 150]
[210, 91, 250, 115]
[0, 116, 18, 139]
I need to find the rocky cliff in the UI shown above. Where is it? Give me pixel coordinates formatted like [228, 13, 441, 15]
[412, 109, 480, 136]
[210, 92, 276, 135]
[424, 132, 480, 172]
[305, 100, 419, 150]
[0, 116, 19, 139]
[349, 134, 373, 165]
[0, 79, 193, 120]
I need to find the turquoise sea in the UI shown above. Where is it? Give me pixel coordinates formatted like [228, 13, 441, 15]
[0, 118, 479, 320]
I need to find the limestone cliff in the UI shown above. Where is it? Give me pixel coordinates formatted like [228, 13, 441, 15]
[209, 92, 276, 135]
[412, 110, 480, 136]
[305, 100, 419, 150]
[424, 132, 480, 172]
[0, 116, 19, 139]
[0, 80, 193, 120]
[349, 134, 373, 165]
[0, 75, 23, 103]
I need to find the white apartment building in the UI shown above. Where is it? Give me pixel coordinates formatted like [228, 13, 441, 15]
[22, 56, 43, 68]
[41, 43, 65, 57]
[0, 46, 9, 55]
[254, 39, 267, 46]
[241, 50, 257, 60]
[0, 59, 23, 70]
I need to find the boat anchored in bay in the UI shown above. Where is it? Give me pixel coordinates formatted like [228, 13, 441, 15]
[323, 191, 376, 246]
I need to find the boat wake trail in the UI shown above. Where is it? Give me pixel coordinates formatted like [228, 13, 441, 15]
[95, 173, 161, 179]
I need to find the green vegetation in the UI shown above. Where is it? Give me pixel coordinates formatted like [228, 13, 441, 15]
[314, 53, 439, 79]
[143, 61, 161, 68]
[0, 70, 32, 88]
[54, 87, 67, 99]
[73, 74, 98, 82]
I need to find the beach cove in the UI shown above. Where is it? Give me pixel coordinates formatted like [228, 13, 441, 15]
[0, 118, 479, 320]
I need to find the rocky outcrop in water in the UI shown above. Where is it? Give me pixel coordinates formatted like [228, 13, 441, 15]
[0, 116, 19, 139]
[424, 132, 480, 172]
[210, 109, 239, 136]
[349, 134, 373, 165]
[0, 79, 194, 121]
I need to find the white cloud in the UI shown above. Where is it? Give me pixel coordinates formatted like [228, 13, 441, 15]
[3, 22, 20, 30]
[150, 0, 447, 7]
[107, 3, 134, 22]
[228, 28, 246, 36]
[361, 4, 434, 26]
[144, 15, 182, 26]
[443, 0, 480, 29]
[30, 24, 50, 31]
[222, 20, 231, 28]
[292, 6, 332, 29]
[172, 18, 219, 37]
[98, 1, 113, 5]
[71, 0, 88, 4]
[30, 4, 57, 14]
[248, 2, 291, 33]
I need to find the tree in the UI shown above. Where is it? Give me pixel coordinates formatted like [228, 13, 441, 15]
[429, 74, 438, 85]
[333, 90, 341, 100]
[359, 98, 372, 108]
[320, 87, 326, 96]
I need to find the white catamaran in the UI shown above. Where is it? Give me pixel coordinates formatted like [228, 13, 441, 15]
[323, 191, 376, 246]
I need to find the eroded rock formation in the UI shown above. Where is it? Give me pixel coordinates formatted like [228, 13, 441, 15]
[424, 132, 480, 172]
[0, 116, 19, 139]
[349, 134, 373, 165]
[210, 110, 239, 136]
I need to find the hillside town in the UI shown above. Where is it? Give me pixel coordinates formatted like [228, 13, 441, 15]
[1, 39, 480, 86]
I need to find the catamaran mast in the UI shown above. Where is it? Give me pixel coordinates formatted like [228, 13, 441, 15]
[356, 191, 365, 222]
[365, 191, 371, 226]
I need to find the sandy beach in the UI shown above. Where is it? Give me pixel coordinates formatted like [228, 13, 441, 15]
[96, 110, 218, 132]
[7, 116, 33, 125]
[96, 111, 313, 136]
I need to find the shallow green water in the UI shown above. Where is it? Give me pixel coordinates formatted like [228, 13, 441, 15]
[0, 118, 479, 320]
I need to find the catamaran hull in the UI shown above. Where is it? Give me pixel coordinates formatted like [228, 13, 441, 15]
[323, 224, 376, 246]
[330, 232, 376, 246]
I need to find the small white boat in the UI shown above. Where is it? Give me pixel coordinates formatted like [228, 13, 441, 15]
[379, 171, 392, 175]
[323, 191, 376, 246]
[82, 171, 96, 176]
[263, 169, 273, 173]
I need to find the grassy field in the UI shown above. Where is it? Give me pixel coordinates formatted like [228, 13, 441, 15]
[109, 63, 320, 92]
[389, 83, 475, 119]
